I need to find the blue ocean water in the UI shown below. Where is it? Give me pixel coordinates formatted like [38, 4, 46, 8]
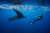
[0, 0, 50, 33]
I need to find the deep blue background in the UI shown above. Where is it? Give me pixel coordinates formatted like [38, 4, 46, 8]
[0, 0, 50, 33]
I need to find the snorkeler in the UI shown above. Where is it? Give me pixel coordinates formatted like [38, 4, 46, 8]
[29, 14, 43, 24]
[34, 14, 43, 22]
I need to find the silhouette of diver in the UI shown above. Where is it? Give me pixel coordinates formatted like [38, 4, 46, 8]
[29, 14, 43, 24]
[9, 9, 25, 21]
[34, 14, 43, 22]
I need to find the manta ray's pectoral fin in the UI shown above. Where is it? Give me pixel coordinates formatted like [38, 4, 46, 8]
[9, 9, 25, 21]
